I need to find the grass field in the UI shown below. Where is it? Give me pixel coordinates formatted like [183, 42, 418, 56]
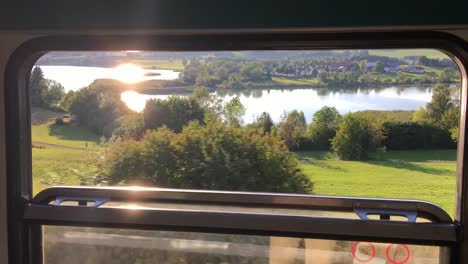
[272, 77, 321, 86]
[32, 148, 97, 195]
[296, 150, 456, 217]
[32, 123, 100, 148]
[31, 107, 100, 194]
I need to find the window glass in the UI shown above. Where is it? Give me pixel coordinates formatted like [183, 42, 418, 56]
[31, 49, 461, 216]
[43, 226, 448, 264]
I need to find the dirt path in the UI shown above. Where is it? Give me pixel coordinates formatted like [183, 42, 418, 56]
[32, 141, 91, 151]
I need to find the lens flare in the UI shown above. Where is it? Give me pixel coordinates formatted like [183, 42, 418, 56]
[113, 63, 144, 83]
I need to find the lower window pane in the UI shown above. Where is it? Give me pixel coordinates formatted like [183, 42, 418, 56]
[43, 225, 448, 264]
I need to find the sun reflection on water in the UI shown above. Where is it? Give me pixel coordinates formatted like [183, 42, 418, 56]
[113, 63, 145, 83]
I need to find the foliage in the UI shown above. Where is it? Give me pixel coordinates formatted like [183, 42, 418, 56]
[96, 121, 313, 193]
[181, 59, 269, 88]
[427, 83, 454, 122]
[278, 110, 307, 150]
[111, 113, 146, 140]
[192, 86, 224, 121]
[373, 61, 385, 73]
[67, 80, 130, 135]
[41, 80, 65, 110]
[412, 107, 429, 123]
[331, 113, 384, 160]
[30, 66, 46, 106]
[251, 112, 275, 134]
[438, 67, 459, 83]
[223, 97, 246, 127]
[143, 96, 205, 133]
[30, 66, 66, 110]
[382, 122, 456, 150]
[306, 106, 341, 150]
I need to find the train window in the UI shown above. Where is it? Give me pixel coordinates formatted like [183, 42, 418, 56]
[43, 226, 447, 264]
[5, 34, 467, 264]
[31, 49, 461, 216]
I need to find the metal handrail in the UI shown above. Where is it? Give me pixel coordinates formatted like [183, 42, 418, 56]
[33, 186, 453, 223]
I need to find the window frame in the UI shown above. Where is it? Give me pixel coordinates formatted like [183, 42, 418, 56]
[5, 31, 468, 264]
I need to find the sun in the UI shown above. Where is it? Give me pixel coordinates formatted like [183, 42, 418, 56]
[113, 63, 144, 83]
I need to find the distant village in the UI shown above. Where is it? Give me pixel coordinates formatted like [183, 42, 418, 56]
[270, 56, 455, 78]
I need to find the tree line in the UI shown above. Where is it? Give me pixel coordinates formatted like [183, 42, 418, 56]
[30, 67, 65, 110]
[171, 57, 460, 90]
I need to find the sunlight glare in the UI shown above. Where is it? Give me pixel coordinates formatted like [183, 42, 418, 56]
[113, 63, 144, 83]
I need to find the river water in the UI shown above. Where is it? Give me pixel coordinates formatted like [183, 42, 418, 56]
[40, 65, 434, 123]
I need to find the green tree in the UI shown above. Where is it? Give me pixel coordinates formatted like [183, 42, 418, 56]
[60, 90, 76, 112]
[252, 112, 274, 134]
[143, 96, 205, 133]
[307, 106, 341, 149]
[412, 107, 429, 123]
[97, 121, 313, 193]
[30, 66, 46, 106]
[331, 113, 384, 160]
[373, 61, 385, 73]
[68, 80, 130, 135]
[278, 110, 307, 150]
[359, 60, 367, 72]
[112, 113, 146, 140]
[239, 61, 267, 81]
[317, 71, 328, 84]
[427, 83, 454, 122]
[438, 67, 458, 83]
[223, 97, 246, 127]
[41, 80, 65, 109]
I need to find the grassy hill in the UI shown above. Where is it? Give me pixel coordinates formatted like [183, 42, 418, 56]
[33, 148, 97, 195]
[31, 107, 100, 148]
[31, 107, 100, 194]
[297, 150, 456, 217]
[32, 123, 100, 148]
[369, 49, 450, 60]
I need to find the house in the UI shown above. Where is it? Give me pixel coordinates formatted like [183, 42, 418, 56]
[364, 60, 377, 70]
[403, 56, 421, 63]
[401, 65, 425, 74]
[384, 62, 401, 72]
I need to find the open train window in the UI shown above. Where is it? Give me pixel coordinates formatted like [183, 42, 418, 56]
[5, 33, 468, 263]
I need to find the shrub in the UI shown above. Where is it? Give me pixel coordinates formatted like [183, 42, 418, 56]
[278, 110, 307, 150]
[111, 113, 146, 140]
[143, 96, 204, 133]
[96, 121, 313, 193]
[306, 106, 341, 150]
[383, 122, 456, 150]
[331, 113, 384, 160]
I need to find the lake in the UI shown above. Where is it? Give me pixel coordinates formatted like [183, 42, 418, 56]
[41, 65, 434, 123]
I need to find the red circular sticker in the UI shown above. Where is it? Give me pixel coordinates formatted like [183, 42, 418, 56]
[352, 242, 376, 263]
[386, 244, 410, 264]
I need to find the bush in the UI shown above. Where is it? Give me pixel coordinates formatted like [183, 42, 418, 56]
[67, 80, 130, 135]
[143, 96, 204, 133]
[278, 110, 307, 150]
[306, 106, 341, 150]
[331, 113, 384, 160]
[96, 121, 313, 193]
[383, 122, 456, 150]
[111, 113, 146, 140]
